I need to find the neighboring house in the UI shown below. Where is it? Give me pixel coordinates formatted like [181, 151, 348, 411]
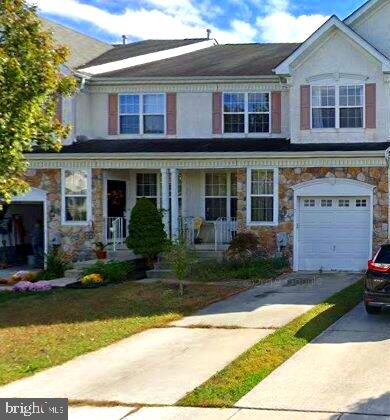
[16, 0, 390, 271]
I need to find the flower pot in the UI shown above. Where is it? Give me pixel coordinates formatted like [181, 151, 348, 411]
[94, 250, 107, 260]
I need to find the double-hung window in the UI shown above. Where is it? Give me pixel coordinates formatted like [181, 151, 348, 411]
[339, 85, 363, 128]
[62, 169, 91, 224]
[205, 173, 227, 221]
[136, 173, 158, 206]
[223, 93, 270, 134]
[311, 85, 364, 129]
[311, 86, 336, 128]
[247, 168, 278, 225]
[205, 173, 237, 221]
[119, 94, 165, 135]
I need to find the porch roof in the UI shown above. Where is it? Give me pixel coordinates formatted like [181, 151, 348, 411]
[31, 138, 390, 155]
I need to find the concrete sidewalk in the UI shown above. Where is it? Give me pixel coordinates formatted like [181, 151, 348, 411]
[0, 272, 360, 406]
[238, 304, 390, 417]
[70, 405, 386, 419]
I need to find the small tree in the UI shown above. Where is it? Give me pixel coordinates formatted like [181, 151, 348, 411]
[166, 239, 197, 296]
[0, 0, 77, 202]
[126, 198, 168, 266]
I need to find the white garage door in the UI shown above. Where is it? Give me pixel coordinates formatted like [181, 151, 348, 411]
[298, 196, 371, 271]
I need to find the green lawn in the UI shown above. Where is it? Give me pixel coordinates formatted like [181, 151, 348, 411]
[179, 278, 364, 407]
[0, 282, 244, 386]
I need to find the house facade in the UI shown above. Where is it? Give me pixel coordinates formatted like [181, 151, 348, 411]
[14, 0, 390, 271]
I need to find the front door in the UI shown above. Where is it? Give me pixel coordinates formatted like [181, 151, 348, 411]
[107, 180, 127, 238]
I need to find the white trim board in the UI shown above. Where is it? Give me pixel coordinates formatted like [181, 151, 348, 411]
[344, 0, 387, 25]
[274, 15, 390, 75]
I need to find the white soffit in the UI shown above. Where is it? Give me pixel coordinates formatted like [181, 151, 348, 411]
[79, 39, 217, 75]
[274, 15, 390, 75]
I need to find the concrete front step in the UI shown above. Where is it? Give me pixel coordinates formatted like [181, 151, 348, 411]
[107, 249, 138, 261]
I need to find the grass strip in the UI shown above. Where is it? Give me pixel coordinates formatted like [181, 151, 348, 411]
[178, 278, 364, 408]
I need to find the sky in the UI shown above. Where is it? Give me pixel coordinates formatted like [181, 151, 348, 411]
[29, 0, 367, 45]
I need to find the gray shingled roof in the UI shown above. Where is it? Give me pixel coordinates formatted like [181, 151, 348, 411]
[31, 139, 390, 154]
[41, 18, 112, 69]
[95, 43, 301, 78]
[81, 39, 210, 68]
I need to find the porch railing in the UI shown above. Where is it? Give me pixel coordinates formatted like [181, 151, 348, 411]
[105, 217, 127, 251]
[214, 217, 237, 251]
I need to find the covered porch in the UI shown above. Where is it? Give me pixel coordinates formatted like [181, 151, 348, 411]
[103, 168, 241, 250]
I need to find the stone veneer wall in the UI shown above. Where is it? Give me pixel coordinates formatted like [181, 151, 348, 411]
[24, 168, 104, 259]
[236, 167, 388, 261]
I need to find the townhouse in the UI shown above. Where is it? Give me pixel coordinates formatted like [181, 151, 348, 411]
[6, 0, 390, 271]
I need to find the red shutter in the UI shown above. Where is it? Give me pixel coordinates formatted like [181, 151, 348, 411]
[108, 94, 118, 135]
[300, 85, 311, 130]
[365, 83, 376, 129]
[166, 93, 177, 135]
[271, 91, 282, 134]
[55, 95, 63, 123]
[212, 92, 222, 135]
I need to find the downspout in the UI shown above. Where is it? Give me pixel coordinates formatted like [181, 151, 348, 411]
[385, 147, 390, 240]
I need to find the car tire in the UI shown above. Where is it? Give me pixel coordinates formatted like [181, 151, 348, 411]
[365, 304, 382, 314]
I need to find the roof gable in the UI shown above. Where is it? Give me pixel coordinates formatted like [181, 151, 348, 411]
[274, 15, 390, 75]
[344, 0, 387, 25]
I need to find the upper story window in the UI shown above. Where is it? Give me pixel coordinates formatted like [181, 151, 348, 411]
[223, 93, 270, 134]
[119, 94, 165, 135]
[311, 85, 363, 129]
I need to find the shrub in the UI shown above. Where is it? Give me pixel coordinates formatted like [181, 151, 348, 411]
[166, 240, 197, 295]
[82, 260, 135, 283]
[38, 248, 73, 280]
[227, 231, 261, 262]
[126, 198, 169, 265]
[189, 257, 289, 282]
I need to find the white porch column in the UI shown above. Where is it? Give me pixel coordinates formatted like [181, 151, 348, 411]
[161, 168, 170, 235]
[170, 168, 179, 240]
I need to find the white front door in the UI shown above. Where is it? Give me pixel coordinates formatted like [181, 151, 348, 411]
[298, 196, 371, 271]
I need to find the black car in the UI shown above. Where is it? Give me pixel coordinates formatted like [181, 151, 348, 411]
[364, 244, 390, 314]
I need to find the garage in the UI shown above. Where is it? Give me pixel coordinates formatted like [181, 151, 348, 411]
[0, 188, 47, 272]
[298, 196, 371, 271]
[293, 179, 374, 272]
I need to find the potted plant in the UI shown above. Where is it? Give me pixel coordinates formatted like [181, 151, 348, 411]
[93, 242, 108, 260]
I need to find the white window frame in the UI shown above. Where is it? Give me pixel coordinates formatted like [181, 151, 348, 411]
[118, 93, 166, 136]
[222, 92, 271, 135]
[310, 84, 365, 130]
[246, 168, 279, 226]
[202, 172, 237, 221]
[136, 173, 159, 205]
[61, 168, 92, 226]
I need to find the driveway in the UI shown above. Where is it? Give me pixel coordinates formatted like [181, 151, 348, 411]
[0, 272, 360, 406]
[238, 303, 390, 418]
